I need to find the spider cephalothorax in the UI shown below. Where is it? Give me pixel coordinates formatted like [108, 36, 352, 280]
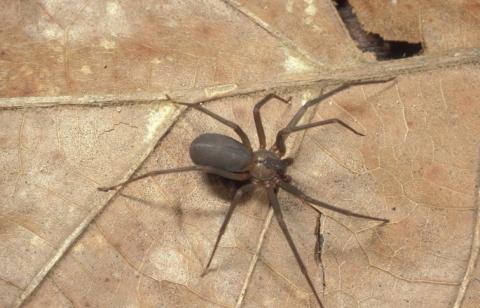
[250, 149, 287, 181]
[99, 81, 392, 307]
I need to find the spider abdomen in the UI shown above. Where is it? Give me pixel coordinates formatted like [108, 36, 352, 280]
[189, 133, 252, 172]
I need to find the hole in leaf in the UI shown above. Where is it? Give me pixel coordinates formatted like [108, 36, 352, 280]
[332, 0, 423, 60]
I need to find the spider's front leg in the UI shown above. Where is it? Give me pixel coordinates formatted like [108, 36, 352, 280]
[252, 93, 291, 149]
[274, 117, 366, 159]
[273, 78, 395, 156]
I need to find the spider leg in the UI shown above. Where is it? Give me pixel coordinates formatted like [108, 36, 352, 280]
[278, 180, 389, 223]
[253, 93, 291, 149]
[274, 78, 395, 155]
[202, 183, 255, 275]
[276, 118, 365, 151]
[166, 95, 253, 151]
[273, 84, 349, 155]
[98, 165, 249, 191]
[267, 188, 324, 308]
[282, 157, 294, 167]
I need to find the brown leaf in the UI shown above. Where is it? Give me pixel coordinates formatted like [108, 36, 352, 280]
[349, 0, 480, 49]
[0, 1, 479, 308]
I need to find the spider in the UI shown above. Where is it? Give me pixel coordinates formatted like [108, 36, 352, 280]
[99, 80, 391, 307]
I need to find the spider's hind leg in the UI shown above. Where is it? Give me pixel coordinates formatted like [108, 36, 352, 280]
[98, 166, 203, 191]
[202, 183, 255, 276]
[98, 166, 249, 192]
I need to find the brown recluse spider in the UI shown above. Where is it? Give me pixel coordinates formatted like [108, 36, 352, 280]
[99, 80, 392, 307]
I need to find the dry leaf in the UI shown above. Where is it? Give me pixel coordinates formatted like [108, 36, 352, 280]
[1, 1, 479, 308]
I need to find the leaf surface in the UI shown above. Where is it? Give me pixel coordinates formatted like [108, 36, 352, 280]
[0, 1, 479, 308]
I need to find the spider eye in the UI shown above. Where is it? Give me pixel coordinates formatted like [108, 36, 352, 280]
[264, 158, 285, 170]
